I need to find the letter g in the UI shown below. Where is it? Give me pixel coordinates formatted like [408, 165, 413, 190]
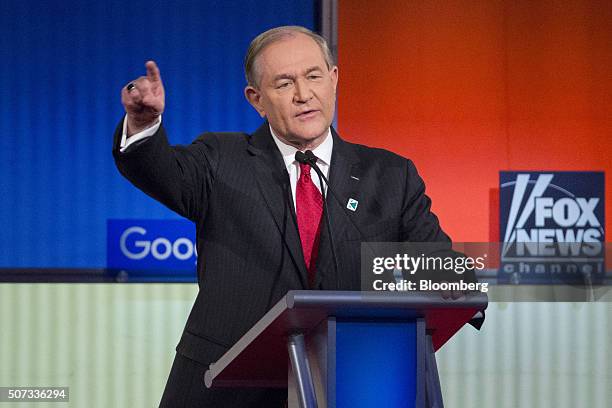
[120, 226, 151, 260]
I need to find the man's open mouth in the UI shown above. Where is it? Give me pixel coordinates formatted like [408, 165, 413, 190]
[296, 109, 318, 117]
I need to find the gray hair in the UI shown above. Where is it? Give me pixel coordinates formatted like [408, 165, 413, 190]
[244, 26, 335, 87]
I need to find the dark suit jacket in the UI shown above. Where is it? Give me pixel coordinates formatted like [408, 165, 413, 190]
[113, 119, 451, 375]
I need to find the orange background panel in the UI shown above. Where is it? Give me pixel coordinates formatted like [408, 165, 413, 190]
[337, 0, 611, 242]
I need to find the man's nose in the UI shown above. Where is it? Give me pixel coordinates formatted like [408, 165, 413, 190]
[293, 79, 313, 103]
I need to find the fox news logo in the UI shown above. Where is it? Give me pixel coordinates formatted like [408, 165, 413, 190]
[499, 172, 605, 283]
[107, 219, 197, 273]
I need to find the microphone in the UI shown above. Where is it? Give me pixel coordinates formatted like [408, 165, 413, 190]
[294, 151, 310, 166]
[295, 151, 340, 290]
[303, 150, 318, 164]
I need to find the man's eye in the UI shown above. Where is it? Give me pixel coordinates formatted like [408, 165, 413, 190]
[308, 75, 322, 80]
[277, 82, 291, 89]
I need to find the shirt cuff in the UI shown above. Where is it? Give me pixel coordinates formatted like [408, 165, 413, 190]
[119, 115, 162, 152]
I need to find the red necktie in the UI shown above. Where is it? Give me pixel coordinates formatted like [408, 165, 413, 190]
[296, 162, 323, 288]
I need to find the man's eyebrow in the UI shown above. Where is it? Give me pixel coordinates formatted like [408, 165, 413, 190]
[273, 73, 295, 82]
[304, 66, 324, 74]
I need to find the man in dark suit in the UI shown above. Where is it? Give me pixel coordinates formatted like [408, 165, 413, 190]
[114, 26, 452, 408]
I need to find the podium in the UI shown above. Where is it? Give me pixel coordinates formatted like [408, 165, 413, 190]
[204, 291, 487, 408]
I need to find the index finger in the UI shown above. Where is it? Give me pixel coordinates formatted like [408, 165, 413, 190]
[145, 60, 161, 83]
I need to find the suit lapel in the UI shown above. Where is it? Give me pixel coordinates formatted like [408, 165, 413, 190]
[247, 123, 309, 288]
[314, 128, 361, 289]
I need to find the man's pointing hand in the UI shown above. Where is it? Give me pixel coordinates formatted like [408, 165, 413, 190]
[121, 60, 165, 136]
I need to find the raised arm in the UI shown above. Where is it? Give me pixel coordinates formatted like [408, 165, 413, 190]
[113, 61, 218, 222]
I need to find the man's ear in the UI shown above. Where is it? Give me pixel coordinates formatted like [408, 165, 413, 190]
[330, 65, 339, 93]
[244, 86, 266, 118]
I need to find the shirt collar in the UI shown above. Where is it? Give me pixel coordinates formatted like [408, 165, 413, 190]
[269, 125, 333, 170]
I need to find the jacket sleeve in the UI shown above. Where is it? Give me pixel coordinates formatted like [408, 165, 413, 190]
[112, 117, 219, 222]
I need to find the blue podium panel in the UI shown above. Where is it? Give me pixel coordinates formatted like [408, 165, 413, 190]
[335, 321, 417, 408]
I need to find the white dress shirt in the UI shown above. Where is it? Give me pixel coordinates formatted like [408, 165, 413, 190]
[119, 115, 162, 152]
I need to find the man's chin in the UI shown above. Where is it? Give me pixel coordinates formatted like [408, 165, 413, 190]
[291, 124, 329, 142]
[290, 132, 328, 147]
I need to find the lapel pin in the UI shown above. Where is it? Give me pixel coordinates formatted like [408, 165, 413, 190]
[346, 198, 359, 212]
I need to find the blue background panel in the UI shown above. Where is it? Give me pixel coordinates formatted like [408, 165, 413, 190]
[335, 321, 417, 408]
[0, 0, 314, 267]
